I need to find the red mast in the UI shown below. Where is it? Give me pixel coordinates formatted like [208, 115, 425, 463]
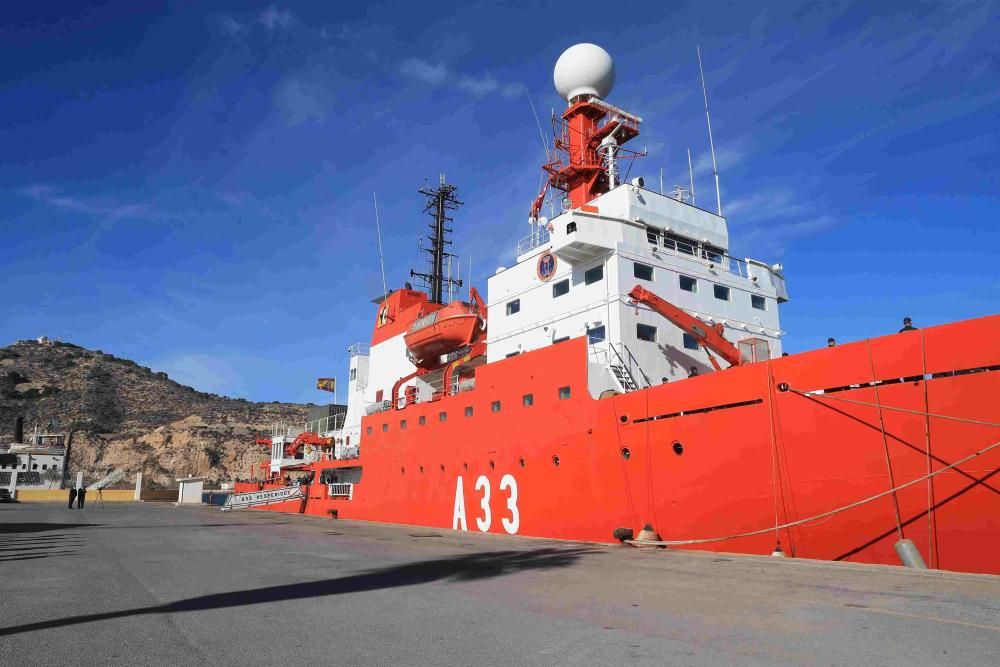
[532, 44, 643, 219]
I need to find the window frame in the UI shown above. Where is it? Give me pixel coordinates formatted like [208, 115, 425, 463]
[587, 325, 606, 344]
[751, 294, 767, 311]
[633, 262, 654, 281]
[505, 299, 520, 316]
[683, 333, 700, 350]
[636, 323, 658, 343]
[584, 264, 604, 285]
[713, 284, 731, 301]
[552, 278, 570, 298]
[679, 275, 697, 293]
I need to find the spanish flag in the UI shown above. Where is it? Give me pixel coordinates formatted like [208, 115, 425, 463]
[316, 378, 336, 393]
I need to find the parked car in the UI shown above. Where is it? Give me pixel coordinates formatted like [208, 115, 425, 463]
[0, 488, 14, 503]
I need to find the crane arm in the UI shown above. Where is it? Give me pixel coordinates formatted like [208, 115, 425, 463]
[285, 432, 333, 458]
[627, 285, 743, 369]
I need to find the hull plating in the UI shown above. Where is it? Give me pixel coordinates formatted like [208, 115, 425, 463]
[238, 315, 1000, 574]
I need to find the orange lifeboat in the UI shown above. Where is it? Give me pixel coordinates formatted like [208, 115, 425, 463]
[404, 300, 485, 367]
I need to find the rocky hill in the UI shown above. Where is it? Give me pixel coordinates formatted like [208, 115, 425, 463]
[0, 339, 312, 486]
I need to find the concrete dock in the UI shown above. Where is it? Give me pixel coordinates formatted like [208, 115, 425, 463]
[1, 502, 997, 665]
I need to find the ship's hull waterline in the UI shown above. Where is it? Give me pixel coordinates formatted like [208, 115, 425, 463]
[238, 314, 1000, 575]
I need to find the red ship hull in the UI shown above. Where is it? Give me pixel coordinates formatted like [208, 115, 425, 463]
[238, 314, 1000, 574]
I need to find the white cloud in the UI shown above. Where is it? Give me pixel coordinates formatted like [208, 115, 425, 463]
[259, 6, 294, 31]
[274, 78, 330, 126]
[19, 184, 154, 222]
[216, 15, 245, 37]
[399, 58, 522, 99]
[693, 142, 747, 178]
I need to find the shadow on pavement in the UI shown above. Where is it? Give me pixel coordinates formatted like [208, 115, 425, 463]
[0, 523, 100, 534]
[0, 546, 593, 636]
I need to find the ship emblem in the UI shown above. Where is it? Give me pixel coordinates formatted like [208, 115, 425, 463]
[536, 251, 557, 281]
[377, 305, 389, 327]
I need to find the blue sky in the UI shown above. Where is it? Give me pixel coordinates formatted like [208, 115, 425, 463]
[2, 1, 998, 403]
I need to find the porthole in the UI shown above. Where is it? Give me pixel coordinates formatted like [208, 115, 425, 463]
[619, 414, 629, 424]
[552, 455, 560, 467]
[518, 457, 526, 468]
[621, 447, 631, 460]
[672, 442, 684, 456]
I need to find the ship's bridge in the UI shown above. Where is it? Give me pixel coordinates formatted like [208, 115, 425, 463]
[488, 183, 788, 394]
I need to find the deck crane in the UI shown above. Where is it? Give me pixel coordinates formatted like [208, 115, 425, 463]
[627, 284, 743, 371]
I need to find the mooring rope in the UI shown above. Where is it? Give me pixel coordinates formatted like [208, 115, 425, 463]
[790, 389, 1000, 428]
[628, 438, 1000, 547]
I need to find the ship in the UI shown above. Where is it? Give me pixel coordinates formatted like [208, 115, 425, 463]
[232, 44, 1000, 575]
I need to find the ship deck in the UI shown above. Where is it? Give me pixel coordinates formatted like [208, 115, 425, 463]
[1, 502, 997, 665]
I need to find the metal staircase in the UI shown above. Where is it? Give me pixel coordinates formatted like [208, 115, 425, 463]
[590, 341, 651, 394]
[609, 362, 639, 392]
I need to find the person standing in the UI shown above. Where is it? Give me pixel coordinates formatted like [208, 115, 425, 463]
[68, 487, 77, 509]
[688, 366, 699, 377]
[77, 486, 87, 509]
[827, 337, 836, 347]
[899, 317, 918, 332]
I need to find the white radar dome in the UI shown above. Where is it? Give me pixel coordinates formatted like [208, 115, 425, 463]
[553, 43, 615, 102]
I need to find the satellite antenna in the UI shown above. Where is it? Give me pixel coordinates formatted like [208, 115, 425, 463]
[697, 45, 722, 216]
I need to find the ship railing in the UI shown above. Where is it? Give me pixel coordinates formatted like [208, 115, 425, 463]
[305, 413, 346, 435]
[327, 482, 353, 499]
[348, 343, 370, 357]
[517, 227, 551, 256]
[645, 227, 750, 278]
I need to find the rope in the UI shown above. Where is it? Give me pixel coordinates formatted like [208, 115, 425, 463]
[790, 389, 1000, 428]
[866, 340, 904, 541]
[628, 438, 1000, 547]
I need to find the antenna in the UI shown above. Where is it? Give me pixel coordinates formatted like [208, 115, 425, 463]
[372, 192, 389, 303]
[525, 86, 549, 160]
[697, 45, 722, 216]
[687, 148, 696, 206]
[659, 167, 664, 195]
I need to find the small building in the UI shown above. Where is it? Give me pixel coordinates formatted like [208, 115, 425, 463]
[0, 429, 69, 490]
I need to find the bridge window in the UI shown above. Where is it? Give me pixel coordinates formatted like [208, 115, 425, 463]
[679, 275, 697, 292]
[666, 233, 696, 255]
[646, 226, 661, 245]
[637, 324, 657, 342]
[752, 294, 767, 310]
[702, 245, 724, 262]
[523, 393, 534, 407]
[552, 279, 569, 298]
[633, 262, 654, 281]
[588, 325, 606, 344]
[506, 299, 520, 315]
[584, 264, 603, 285]
[683, 333, 700, 350]
[559, 386, 572, 400]
[714, 284, 730, 301]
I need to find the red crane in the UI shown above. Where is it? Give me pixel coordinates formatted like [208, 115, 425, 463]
[627, 284, 743, 371]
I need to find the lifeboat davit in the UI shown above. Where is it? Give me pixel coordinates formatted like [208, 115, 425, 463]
[404, 301, 485, 367]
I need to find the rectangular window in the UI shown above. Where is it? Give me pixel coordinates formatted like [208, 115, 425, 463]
[751, 294, 767, 310]
[382, 423, 388, 432]
[679, 275, 697, 292]
[558, 386, 572, 400]
[506, 299, 520, 315]
[522, 394, 533, 407]
[375, 389, 383, 402]
[646, 226, 661, 245]
[566, 221, 577, 233]
[491, 400, 501, 413]
[702, 245, 724, 263]
[419, 416, 426, 426]
[587, 325, 606, 344]
[584, 264, 603, 285]
[714, 284, 730, 301]
[633, 262, 654, 281]
[552, 279, 569, 298]
[637, 323, 657, 342]
[683, 333, 700, 350]
[42, 464, 48, 470]
[464, 406, 473, 417]
[350, 368, 357, 381]
[666, 233, 695, 255]
[400, 420, 407, 430]
[439, 412, 447, 422]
